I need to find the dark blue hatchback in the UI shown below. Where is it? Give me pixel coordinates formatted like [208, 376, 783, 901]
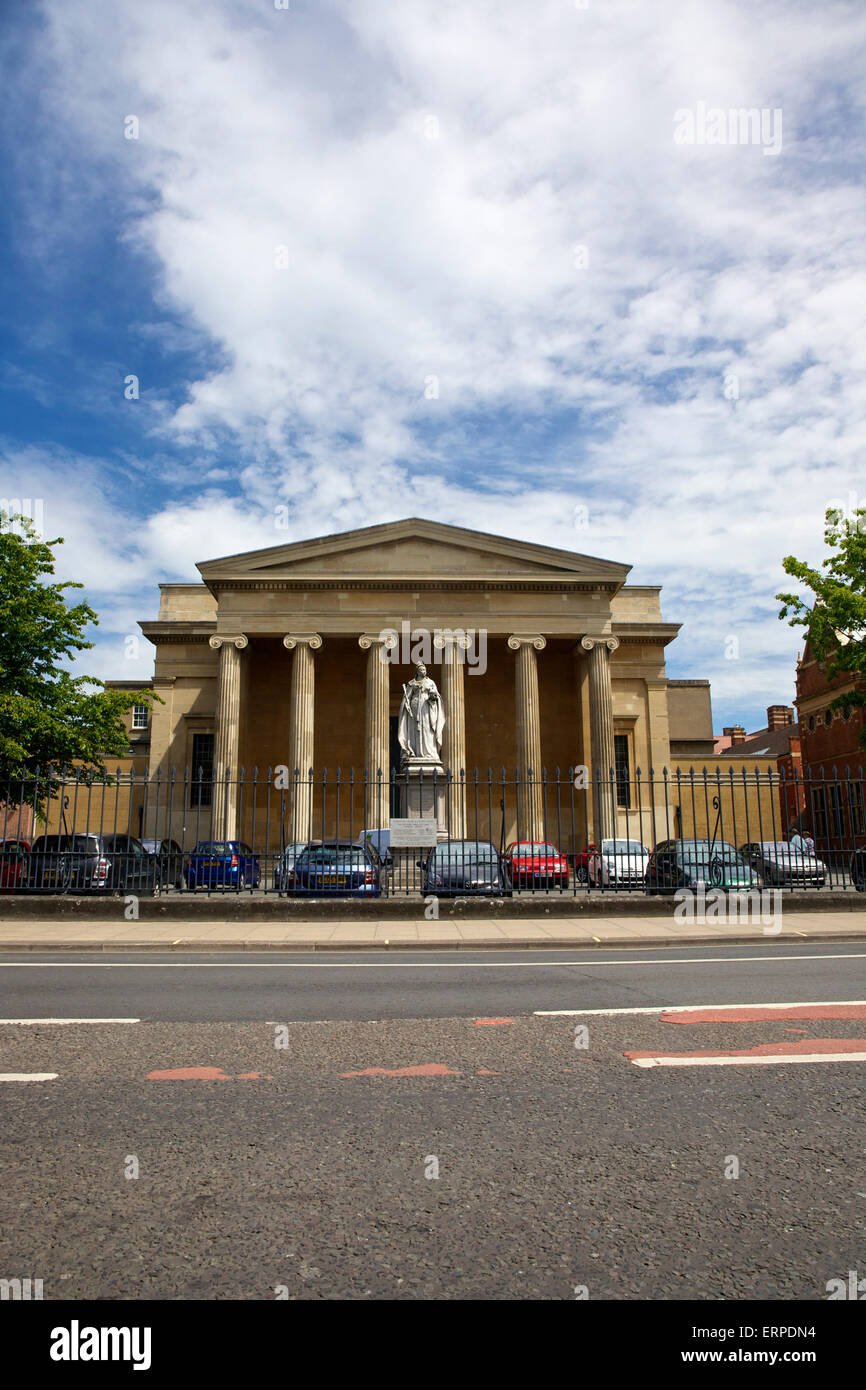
[185, 841, 261, 890]
[286, 841, 380, 897]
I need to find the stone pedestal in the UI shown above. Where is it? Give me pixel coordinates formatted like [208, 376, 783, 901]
[399, 758, 447, 837]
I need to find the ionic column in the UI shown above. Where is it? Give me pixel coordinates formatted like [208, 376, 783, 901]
[358, 633, 393, 828]
[435, 631, 470, 837]
[283, 633, 322, 840]
[209, 634, 248, 839]
[507, 634, 546, 839]
[581, 635, 620, 840]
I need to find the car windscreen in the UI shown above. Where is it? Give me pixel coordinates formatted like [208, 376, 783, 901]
[512, 843, 557, 854]
[298, 848, 369, 868]
[192, 842, 233, 854]
[601, 840, 644, 854]
[432, 843, 498, 862]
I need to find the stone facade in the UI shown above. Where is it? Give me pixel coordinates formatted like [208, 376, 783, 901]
[134, 518, 703, 847]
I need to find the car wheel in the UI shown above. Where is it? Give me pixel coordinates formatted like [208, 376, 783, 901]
[238, 873, 247, 891]
[576, 865, 588, 884]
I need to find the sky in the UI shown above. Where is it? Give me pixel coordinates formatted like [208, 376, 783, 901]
[1, 0, 864, 735]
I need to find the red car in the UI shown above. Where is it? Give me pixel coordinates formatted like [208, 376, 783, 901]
[505, 841, 570, 890]
[0, 839, 30, 890]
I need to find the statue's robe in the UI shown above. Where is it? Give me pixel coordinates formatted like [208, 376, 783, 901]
[398, 676, 445, 760]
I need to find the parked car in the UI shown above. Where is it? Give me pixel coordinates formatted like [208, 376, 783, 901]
[273, 840, 316, 891]
[185, 841, 261, 890]
[28, 833, 160, 893]
[505, 841, 569, 890]
[0, 839, 30, 890]
[589, 838, 649, 889]
[286, 841, 380, 897]
[572, 843, 599, 884]
[850, 848, 866, 892]
[140, 837, 187, 890]
[420, 840, 512, 896]
[646, 840, 760, 893]
[739, 841, 826, 888]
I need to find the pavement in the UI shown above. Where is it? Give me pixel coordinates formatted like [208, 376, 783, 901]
[1, 906, 865, 950]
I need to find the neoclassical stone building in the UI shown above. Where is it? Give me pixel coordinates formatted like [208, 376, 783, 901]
[137, 518, 700, 845]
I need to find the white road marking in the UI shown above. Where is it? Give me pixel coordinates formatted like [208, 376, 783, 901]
[0, 952, 864, 969]
[0, 1073, 58, 1082]
[0, 1018, 140, 1025]
[536, 999, 866, 1017]
[630, 1052, 866, 1068]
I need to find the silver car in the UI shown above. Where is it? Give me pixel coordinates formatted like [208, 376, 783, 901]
[739, 840, 826, 888]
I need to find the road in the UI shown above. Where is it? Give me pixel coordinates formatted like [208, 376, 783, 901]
[0, 942, 865, 1019]
[1, 943, 864, 1300]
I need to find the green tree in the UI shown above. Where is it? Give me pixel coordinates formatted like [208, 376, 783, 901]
[0, 512, 158, 798]
[777, 506, 866, 748]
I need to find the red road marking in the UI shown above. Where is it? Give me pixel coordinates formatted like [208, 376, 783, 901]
[339, 1063, 461, 1078]
[476, 1068, 503, 1075]
[147, 1066, 232, 1080]
[146, 1067, 273, 1080]
[626, 1038, 866, 1064]
[660, 1004, 866, 1025]
[473, 1018, 515, 1026]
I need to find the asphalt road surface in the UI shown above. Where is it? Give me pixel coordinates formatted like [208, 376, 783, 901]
[1, 943, 864, 1300]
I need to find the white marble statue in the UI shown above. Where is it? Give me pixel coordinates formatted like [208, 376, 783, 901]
[398, 662, 445, 763]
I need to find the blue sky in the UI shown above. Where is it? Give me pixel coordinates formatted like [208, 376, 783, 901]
[2, 0, 865, 736]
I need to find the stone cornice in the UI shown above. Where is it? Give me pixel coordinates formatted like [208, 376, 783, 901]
[205, 577, 621, 594]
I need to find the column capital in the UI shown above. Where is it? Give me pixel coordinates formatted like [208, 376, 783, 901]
[283, 633, 323, 650]
[507, 633, 547, 652]
[358, 632, 396, 651]
[433, 629, 472, 651]
[209, 633, 248, 650]
[580, 634, 619, 654]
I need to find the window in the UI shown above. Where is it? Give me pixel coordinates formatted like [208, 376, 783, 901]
[811, 786, 827, 840]
[808, 714, 816, 732]
[189, 733, 215, 808]
[825, 709, 834, 728]
[828, 783, 844, 839]
[131, 704, 148, 730]
[614, 733, 631, 809]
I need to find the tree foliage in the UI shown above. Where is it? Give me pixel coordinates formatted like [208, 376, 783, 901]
[0, 512, 158, 790]
[777, 506, 866, 746]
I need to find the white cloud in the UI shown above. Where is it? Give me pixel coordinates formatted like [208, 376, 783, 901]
[9, 0, 866, 728]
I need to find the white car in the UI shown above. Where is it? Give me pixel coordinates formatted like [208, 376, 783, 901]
[589, 838, 650, 888]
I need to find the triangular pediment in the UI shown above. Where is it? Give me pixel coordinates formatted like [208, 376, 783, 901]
[196, 518, 630, 586]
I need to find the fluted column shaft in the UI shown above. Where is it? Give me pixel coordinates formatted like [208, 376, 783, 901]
[436, 632, 469, 837]
[209, 634, 248, 840]
[284, 634, 322, 841]
[359, 634, 392, 828]
[582, 635, 619, 840]
[508, 634, 546, 839]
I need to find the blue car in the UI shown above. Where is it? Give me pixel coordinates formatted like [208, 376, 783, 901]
[286, 841, 380, 897]
[185, 840, 260, 890]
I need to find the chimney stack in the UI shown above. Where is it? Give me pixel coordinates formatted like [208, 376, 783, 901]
[722, 725, 746, 746]
[767, 705, 794, 731]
